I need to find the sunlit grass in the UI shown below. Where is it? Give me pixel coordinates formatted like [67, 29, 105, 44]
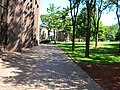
[57, 41, 120, 64]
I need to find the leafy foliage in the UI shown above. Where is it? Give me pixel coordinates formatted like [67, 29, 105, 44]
[40, 0, 120, 58]
[115, 30, 120, 41]
[104, 24, 118, 41]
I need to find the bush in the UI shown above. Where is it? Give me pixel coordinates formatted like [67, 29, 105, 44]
[115, 31, 120, 41]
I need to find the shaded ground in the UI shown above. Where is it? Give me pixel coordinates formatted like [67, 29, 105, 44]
[80, 64, 120, 90]
[0, 44, 102, 90]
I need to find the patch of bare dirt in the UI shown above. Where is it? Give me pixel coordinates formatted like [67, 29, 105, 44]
[80, 64, 120, 90]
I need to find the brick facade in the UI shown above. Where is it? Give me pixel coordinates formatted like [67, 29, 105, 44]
[0, 0, 40, 52]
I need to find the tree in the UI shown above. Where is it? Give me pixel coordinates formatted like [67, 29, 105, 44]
[40, 14, 52, 39]
[76, 7, 105, 42]
[69, 0, 81, 51]
[85, 0, 95, 57]
[47, 4, 61, 44]
[97, 22, 105, 41]
[115, 0, 120, 53]
[115, 30, 120, 41]
[60, 7, 72, 41]
[104, 24, 118, 41]
[109, 0, 120, 52]
[40, 4, 61, 44]
[62, 17, 72, 41]
[92, 0, 109, 48]
[76, 8, 88, 41]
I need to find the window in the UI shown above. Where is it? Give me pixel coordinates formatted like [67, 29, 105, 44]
[0, 0, 8, 45]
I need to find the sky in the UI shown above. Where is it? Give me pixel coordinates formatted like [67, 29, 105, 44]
[40, 0, 118, 26]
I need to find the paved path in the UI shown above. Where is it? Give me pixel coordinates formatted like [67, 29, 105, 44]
[0, 44, 103, 90]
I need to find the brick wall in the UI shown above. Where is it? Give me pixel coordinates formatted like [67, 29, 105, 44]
[7, 0, 40, 51]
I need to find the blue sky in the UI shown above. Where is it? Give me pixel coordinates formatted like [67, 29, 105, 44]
[40, 0, 69, 14]
[40, 0, 117, 26]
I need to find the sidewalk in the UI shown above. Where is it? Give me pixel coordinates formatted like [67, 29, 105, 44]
[0, 44, 103, 90]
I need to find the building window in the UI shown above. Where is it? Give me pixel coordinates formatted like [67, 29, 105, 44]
[0, 0, 8, 46]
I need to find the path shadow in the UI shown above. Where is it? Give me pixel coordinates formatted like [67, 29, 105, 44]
[1, 45, 102, 89]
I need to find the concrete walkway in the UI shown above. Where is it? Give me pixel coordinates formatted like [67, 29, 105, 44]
[0, 44, 103, 90]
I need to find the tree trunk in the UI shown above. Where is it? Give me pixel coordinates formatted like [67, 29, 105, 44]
[116, 1, 120, 53]
[85, 20, 90, 57]
[54, 30, 56, 44]
[95, 25, 99, 48]
[85, 4, 91, 58]
[72, 21, 75, 51]
[95, 31, 98, 48]
[67, 33, 70, 42]
[48, 29, 50, 40]
[118, 29, 120, 53]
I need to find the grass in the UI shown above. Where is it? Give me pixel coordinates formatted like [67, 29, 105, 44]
[57, 41, 120, 65]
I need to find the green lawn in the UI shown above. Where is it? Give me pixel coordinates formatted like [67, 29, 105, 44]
[57, 42, 120, 64]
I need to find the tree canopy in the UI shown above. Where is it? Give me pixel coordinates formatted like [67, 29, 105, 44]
[40, 0, 120, 57]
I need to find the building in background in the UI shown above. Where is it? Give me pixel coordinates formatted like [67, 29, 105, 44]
[0, 0, 40, 52]
[39, 26, 49, 42]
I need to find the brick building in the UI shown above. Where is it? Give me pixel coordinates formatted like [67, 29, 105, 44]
[0, 0, 40, 52]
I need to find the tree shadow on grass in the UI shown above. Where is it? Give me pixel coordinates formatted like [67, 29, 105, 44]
[79, 52, 120, 64]
[58, 42, 120, 64]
